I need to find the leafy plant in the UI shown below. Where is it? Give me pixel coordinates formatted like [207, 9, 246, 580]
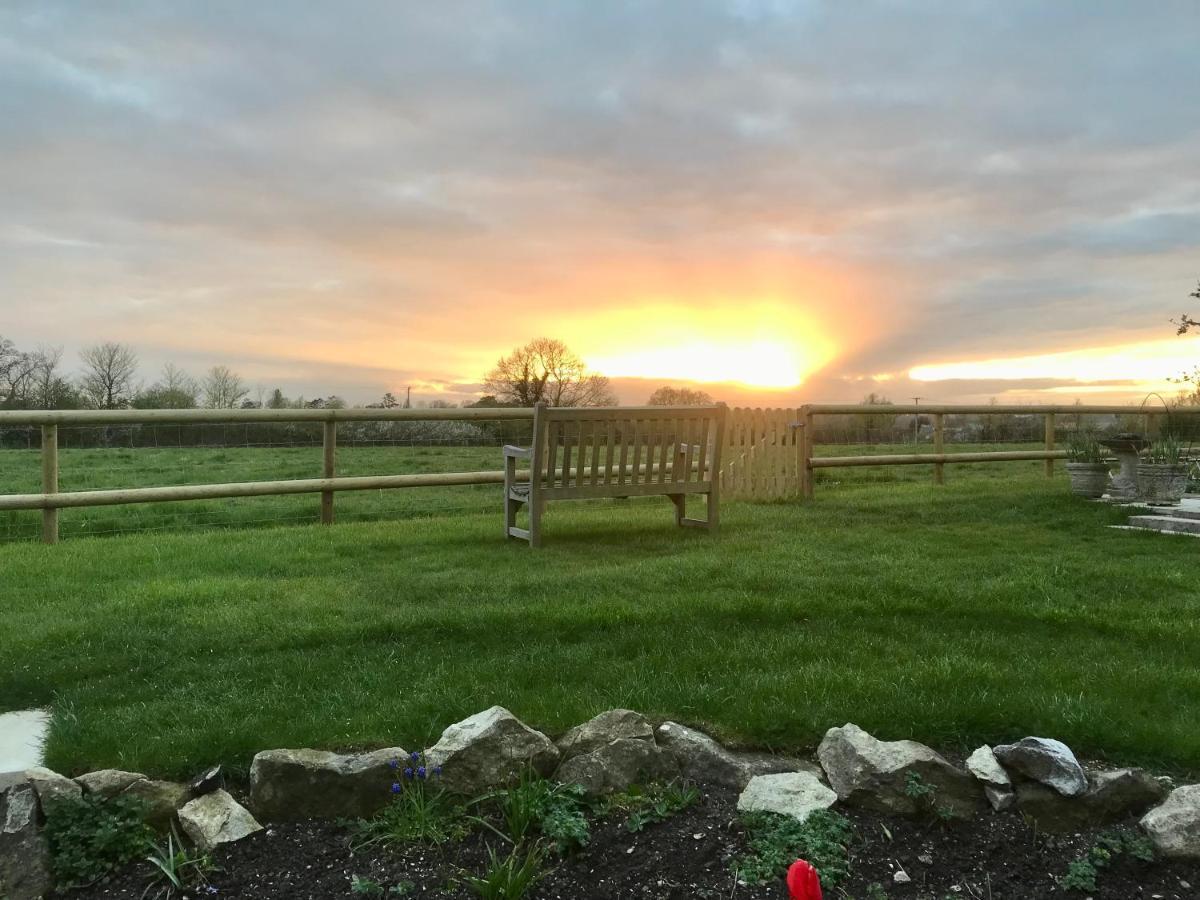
[1067, 430, 1107, 464]
[1144, 435, 1188, 465]
[353, 752, 464, 847]
[42, 794, 155, 888]
[462, 844, 547, 899]
[866, 883, 888, 900]
[903, 770, 954, 822]
[1060, 827, 1155, 893]
[733, 809, 854, 887]
[477, 775, 590, 854]
[537, 785, 590, 854]
[144, 824, 212, 892]
[621, 782, 699, 833]
[351, 874, 385, 896]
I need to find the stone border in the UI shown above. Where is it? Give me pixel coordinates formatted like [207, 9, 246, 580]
[3, 707, 1197, 899]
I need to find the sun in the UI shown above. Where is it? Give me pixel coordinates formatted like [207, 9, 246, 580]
[573, 301, 838, 390]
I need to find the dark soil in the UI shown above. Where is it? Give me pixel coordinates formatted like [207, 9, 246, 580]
[60, 788, 1200, 900]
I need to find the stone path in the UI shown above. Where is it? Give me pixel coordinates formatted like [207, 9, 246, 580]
[0, 708, 49, 774]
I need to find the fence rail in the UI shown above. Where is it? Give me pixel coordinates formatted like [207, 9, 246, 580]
[2, 403, 1198, 543]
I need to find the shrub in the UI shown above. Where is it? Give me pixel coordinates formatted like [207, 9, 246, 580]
[42, 794, 155, 889]
[734, 809, 854, 887]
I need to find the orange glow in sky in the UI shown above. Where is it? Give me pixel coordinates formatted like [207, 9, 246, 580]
[909, 336, 1200, 389]
[572, 301, 841, 390]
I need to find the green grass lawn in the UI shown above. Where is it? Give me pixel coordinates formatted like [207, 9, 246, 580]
[2, 463, 1198, 783]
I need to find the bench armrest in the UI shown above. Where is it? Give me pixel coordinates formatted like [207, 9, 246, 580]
[502, 445, 532, 459]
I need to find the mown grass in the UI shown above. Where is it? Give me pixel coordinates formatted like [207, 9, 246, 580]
[2, 461, 1198, 781]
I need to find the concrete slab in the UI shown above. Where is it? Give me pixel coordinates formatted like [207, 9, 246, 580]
[0, 708, 50, 774]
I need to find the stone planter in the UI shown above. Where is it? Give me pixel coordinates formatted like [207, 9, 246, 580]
[1065, 462, 1109, 499]
[1137, 463, 1188, 506]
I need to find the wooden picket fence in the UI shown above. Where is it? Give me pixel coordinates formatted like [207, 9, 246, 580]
[720, 407, 805, 499]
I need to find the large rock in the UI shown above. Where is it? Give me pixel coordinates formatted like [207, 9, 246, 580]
[250, 746, 407, 821]
[24, 766, 82, 809]
[817, 724, 984, 819]
[1140, 784, 1200, 859]
[557, 737, 669, 795]
[75, 769, 147, 799]
[655, 722, 813, 790]
[993, 737, 1087, 797]
[556, 710, 654, 761]
[1016, 768, 1167, 833]
[737, 772, 837, 824]
[0, 774, 53, 900]
[178, 789, 262, 852]
[121, 779, 192, 831]
[425, 707, 558, 795]
[966, 746, 1014, 811]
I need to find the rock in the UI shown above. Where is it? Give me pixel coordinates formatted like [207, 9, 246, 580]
[0, 774, 53, 900]
[556, 710, 654, 761]
[737, 772, 837, 823]
[1140, 784, 1200, 859]
[1016, 768, 1168, 833]
[894, 870, 911, 884]
[75, 769, 147, 799]
[24, 766, 82, 810]
[425, 707, 558, 795]
[993, 737, 1087, 797]
[656, 722, 816, 790]
[557, 737, 670, 795]
[178, 789, 262, 852]
[121, 779, 192, 831]
[249, 746, 407, 821]
[966, 746, 1014, 811]
[816, 723, 984, 819]
[190, 765, 223, 796]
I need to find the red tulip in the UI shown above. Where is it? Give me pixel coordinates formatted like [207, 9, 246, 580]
[786, 859, 822, 900]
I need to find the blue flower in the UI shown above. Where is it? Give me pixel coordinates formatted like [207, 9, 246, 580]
[432, 766, 443, 777]
[388, 758, 399, 770]
[409, 751, 421, 763]
[416, 766, 427, 780]
[390, 782, 401, 794]
[403, 767, 414, 779]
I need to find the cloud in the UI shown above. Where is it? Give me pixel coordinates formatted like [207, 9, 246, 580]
[0, 1, 1198, 404]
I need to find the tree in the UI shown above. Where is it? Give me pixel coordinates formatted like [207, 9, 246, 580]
[79, 342, 139, 409]
[201, 365, 248, 409]
[0, 336, 38, 408]
[1174, 281, 1200, 335]
[483, 338, 616, 407]
[647, 386, 714, 406]
[266, 388, 289, 409]
[134, 363, 200, 409]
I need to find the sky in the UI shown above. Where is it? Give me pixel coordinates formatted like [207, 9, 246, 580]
[2, 1, 1199, 407]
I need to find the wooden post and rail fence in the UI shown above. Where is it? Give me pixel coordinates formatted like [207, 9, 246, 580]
[0, 403, 1193, 544]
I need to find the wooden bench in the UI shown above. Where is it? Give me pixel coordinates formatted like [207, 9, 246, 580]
[503, 402, 726, 546]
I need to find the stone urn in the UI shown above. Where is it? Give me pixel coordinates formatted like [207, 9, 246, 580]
[1099, 434, 1149, 501]
[1136, 463, 1188, 506]
[1065, 462, 1109, 499]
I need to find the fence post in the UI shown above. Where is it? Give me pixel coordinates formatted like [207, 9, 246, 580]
[801, 405, 815, 499]
[321, 420, 337, 524]
[933, 413, 945, 485]
[1044, 412, 1056, 478]
[41, 424, 58, 544]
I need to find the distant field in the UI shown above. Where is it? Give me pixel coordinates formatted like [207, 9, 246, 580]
[0, 440, 1051, 542]
[2, 467, 1198, 783]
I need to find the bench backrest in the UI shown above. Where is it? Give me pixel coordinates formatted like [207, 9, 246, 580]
[531, 404, 726, 499]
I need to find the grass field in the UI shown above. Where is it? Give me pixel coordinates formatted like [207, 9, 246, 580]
[2, 453, 1198, 783]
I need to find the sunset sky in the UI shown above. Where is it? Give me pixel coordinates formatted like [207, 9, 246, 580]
[2, 1, 1199, 407]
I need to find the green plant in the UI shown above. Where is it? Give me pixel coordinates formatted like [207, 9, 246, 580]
[1144, 434, 1188, 465]
[733, 809, 854, 887]
[620, 782, 699, 833]
[144, 824, 212, 892]
[477, 776, 590, 854]
[462, 844, 547, 899]
[353, 764, 466, 848]
[902, 770, 953, 822]
[42, 794, 155, 888]
[1067, 430, 1106, 464]
[865, 883, 888, 900]
[537, 784, 590, 854]
[351, 874, 385, 896]
[1059, 827, 1155, 893]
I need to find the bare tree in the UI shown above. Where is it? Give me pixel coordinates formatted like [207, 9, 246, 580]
[79, 342, 139, 409]
[483, 338, 616, 407]
[0, 336, 38, 407]
[135, 363, 201, 409]
[647, 386, 714, 406]
[201, 365, 249, 409]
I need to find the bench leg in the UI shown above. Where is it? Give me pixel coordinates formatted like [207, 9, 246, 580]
[673, 492, 719, 535]
[529, 499, 544, 548]
[668, 493, 686, 526]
